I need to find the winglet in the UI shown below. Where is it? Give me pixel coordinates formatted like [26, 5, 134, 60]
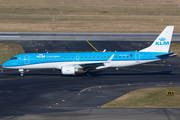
[107, 54, 114, 62]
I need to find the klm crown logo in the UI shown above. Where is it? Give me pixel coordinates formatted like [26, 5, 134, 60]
[159, 37, 166, 41]
[156, 37, 169, 45]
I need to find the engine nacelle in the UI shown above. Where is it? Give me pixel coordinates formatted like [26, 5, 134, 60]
[61, 66, 76, 75]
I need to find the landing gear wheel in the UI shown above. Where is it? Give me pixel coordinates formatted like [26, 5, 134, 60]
[21, 73, 24, 77]
[19, 69, 24, 77]
[86, 72, 92, 78]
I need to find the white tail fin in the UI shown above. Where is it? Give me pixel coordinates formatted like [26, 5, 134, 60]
[140, 26, 174, 53]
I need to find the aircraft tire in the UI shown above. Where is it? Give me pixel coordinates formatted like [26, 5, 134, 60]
[21, 73, 23, 77]
[86, 72, 92, 77]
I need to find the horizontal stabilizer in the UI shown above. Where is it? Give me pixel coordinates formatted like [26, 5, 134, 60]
[156, 52, 177, 58]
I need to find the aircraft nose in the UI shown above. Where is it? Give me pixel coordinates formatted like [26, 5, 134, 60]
[2, 63, 6, 68]
[2, 62, 8, 68]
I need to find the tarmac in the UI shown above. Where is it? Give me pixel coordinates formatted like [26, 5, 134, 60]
[1, 65, 180, 120]
[0, 33, 180, 119]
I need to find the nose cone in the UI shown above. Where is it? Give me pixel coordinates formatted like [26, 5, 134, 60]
[2, 61, 9, 68]
[2, 63, 6, 68]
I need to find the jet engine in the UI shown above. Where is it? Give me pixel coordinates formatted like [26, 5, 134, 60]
[61, 66, 76, 75]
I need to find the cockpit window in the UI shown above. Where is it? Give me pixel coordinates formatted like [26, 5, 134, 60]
[10, 57, 18, 60]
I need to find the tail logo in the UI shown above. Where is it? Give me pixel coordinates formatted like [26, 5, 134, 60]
[156, 37, 169, 45]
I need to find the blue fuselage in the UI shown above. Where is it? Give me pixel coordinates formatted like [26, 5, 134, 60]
[2, 51, 167, 68]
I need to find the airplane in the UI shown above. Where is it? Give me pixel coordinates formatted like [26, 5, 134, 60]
[2, 26, 176, 77]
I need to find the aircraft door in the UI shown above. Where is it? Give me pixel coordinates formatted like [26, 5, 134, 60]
[24, 54, 30, 64]
[135, 52, 140, 63]
[76, 55, 79, 61]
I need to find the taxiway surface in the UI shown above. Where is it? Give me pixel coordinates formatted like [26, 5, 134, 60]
[1, 33, 180, 53]
[0, 33, 180, 119]
[0, 65, 180, 120]
[0, 32, 180, 41]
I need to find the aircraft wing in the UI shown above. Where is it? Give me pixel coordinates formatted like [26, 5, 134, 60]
[74, 62, 105, 71]
[74, 54, 114, 71]
[57, 54, 114, 71]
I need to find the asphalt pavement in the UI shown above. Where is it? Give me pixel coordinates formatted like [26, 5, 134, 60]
[0, 64, 180, 119]
[0, 33, 180, 119]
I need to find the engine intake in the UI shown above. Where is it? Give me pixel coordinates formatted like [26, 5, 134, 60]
[61, 66, 75, 75]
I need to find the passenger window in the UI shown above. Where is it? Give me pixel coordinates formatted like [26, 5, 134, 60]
[37, 58, 39, 60]
[108, 56, 110, 58]
[53, 57, 54, 59]
[97, 57, 99, 58]
[104, 56, 106, 58]
[60, 57, 62, 59]
[119, 56, 121, 58]
[57, 57, 58, 59]
[68, 57, 70, 59]
[127, 56, 129, 58]
[81, 57, 83, 59]
[41, 58, 43, 59]
[85, 57, 87, 59]
[90, 57, 91, 59]
[115, 56, 117, 58]
[101, 57, 103, 58]
[49, 57, 50, 59]
[72, 57, 74, 59]
[64, 57, 66, 59]
[93, 57, 95, 58]
[45, 58, 47, 59]
[123, 56, 125, 58]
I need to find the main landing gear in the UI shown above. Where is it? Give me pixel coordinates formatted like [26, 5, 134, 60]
[86, 72, 92, 78]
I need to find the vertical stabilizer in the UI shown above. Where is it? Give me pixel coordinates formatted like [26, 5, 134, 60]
[140, 26, 174, 53]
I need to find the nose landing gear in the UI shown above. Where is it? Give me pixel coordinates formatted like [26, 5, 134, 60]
[19, 69, 24, 77]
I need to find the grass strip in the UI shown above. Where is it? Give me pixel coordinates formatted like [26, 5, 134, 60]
[170, 43, 180, 57]
[0, 42, 24, 65]
[101, 87, 180, 108]
[0, 0, 180, 33]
